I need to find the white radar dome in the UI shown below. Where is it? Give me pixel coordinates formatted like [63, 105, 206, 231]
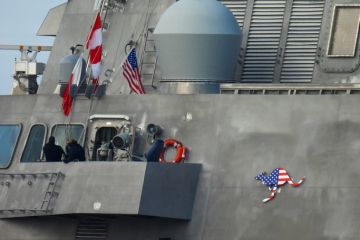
[154, 0, 242, 92]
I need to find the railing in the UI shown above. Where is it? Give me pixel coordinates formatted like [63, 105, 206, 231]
[220, 83, 360, 95]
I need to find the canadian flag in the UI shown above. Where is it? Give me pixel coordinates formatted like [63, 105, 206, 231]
[86, 12, 102, 85]
[62, 57, 84, 116]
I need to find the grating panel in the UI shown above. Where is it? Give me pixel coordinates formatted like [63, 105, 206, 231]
[220, 0, 248, 28]
[241, 0, 286, 82]
[280, 0, 325, 82]
[75, 218, 108, 240]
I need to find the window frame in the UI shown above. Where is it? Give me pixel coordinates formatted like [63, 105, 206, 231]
[327, 4, 360, 58]
[50, 123, 86, 149]
[20, 123, 47, 163]
[0, 123, 22, 169]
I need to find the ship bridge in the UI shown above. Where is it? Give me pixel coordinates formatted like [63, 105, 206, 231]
[0, 114, 201, 220]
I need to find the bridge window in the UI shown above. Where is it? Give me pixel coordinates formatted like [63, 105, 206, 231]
[327, 5, 360, 57]
[21, 124, 46, 162]
[0, 124, 22, 168]
[51, 124, 85, 150]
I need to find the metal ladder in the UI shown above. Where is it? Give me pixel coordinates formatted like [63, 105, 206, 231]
[0, 172, 64, 218]
[140, 27, 158, 90]
[40, 172, 63, 212]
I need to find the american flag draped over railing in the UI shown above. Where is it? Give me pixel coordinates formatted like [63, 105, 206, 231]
[122, 48, 145, 94]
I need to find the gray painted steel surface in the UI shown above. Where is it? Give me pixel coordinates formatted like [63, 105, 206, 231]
[159, 81, 221, 94]
[0, 161, 200, 219]
[59, 54, 86, 84]
[37, 3, 67, 36]
[139, 163, 201, 220]
[1, 94, 360, 239]
[38, 0, 360, 95]
[38, 0, 95, 94]
[1, 0, 360, 239]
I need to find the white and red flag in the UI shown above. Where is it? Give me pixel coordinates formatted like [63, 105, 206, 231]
[86, 12, 102, 86]
[122, 48, 145, 94]
[62, 56, 84, 116]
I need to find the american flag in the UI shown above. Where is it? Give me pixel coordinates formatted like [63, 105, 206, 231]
[264, 168, 291, 186]
[256, 168, 305, 203]
[122, 48, 145, 94]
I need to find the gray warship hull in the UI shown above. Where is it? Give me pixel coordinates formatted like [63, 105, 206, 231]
[1, 94, 360, 239]
[1, 0, 360, 239]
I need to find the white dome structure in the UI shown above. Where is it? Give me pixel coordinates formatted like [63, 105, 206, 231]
[154, 0, 241, 93]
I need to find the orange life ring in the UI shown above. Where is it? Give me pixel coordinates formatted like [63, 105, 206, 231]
[159, 138, 187, 163]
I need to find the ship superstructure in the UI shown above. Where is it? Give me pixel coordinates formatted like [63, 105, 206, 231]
[0, 0, 360, 239]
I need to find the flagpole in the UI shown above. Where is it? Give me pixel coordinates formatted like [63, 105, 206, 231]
[81, 0, 106, 127]
[64, 56, 83, 136]
[120, 46, 133, 66]
[99, 0, 106, 13]
[64, 0, 106, 136]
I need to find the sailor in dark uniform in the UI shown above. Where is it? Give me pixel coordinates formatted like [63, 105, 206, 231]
[43, 136, 66, 162]
[65, 139, 85, 163]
